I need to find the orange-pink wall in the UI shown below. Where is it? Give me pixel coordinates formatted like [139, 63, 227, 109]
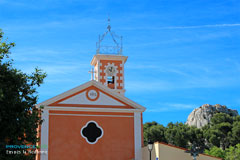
[48, 111, 135, 160]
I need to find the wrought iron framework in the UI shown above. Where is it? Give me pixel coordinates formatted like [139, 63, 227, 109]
[96, 18, 123, 55]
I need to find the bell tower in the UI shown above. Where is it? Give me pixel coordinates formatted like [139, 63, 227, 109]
[90, 18, 127, 95]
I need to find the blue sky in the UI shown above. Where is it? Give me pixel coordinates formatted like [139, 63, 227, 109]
[1, 0, 240, 125]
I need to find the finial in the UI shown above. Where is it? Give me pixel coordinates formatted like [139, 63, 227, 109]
[107, 15, 111, 31]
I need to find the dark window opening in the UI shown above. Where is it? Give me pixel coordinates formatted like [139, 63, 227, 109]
[107, 76, 114, 84]
[82, 122, 103, 144]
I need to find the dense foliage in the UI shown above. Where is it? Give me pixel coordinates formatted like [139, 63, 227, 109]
[204, 146, 226, 159]
[205, 144, 240, 160]
[225, 144, 240, 160]
[0, 30, 46, 160]
[144, 113, 240, 159]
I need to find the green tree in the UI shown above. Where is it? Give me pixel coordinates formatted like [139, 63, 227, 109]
[210, 113, 233, 125]
[165, 122, 189, 148]
[231, 120, 240, 146]
[204, 146, 226, 159]
[143, 121, 166, 145]
[204, 113, 233, 150]
[0, 29, 46, 160]
[233, 115, 240, 122]
[187, 126, 205, 151]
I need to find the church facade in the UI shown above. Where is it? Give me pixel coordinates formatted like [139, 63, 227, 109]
[36, 21, 146, 160]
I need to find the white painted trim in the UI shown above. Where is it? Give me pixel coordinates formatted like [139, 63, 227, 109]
[43, 106, 144, 112]
[36, 81, 92, 107]
[40, 109, 49, 160]
[122, 63, 125, 90]
[59, 91, 125, 106]
[80, 121, 104, 144]
[115, 74, 118, 89]
[98, 61, 101, 81]
[134, 112, 142, 160]
[36, 80, 146, 111]
[49, 113, 134, 117]
[90, 54, 128, 66]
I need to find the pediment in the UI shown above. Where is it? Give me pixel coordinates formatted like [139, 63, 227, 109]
[49, 86, 133, 109]
[37, 81, 145, 111]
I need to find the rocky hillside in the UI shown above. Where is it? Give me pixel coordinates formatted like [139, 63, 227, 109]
[186, 104, 238, 128]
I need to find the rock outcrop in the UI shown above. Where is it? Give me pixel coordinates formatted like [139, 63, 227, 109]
[186, 104, 238, 128]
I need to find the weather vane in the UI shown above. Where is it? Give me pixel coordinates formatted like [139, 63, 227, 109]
[107, 16, 111, 31]
[96, 17, 123, 55]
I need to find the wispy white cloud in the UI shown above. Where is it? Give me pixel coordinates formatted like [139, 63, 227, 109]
[39, 65, 81, 75]
[0, 0, 31, 5]
[127, 63, 191, 76]
[126, 80, 174, 91]
[11, 48, 90, 76]
[122, 23, 240, 31]
[126, 73, 240, 92]
[126, 60, 240, 92]
[158, 23, 240, 30]
[2, 17, 103, 32]
[125, 74, 240, 92]
[17, 64, 84, 75]
[166, 103, 196, 109]
[147, 103, 198, 112]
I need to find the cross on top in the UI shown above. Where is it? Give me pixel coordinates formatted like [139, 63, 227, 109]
[88, 68, 96, 80]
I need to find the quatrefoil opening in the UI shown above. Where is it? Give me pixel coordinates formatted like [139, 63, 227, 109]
[81, 121, 103, 144]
